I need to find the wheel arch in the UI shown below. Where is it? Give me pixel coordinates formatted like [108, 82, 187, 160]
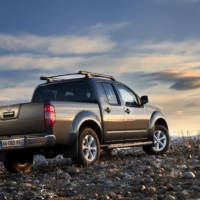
[79, 120, 103, 143]
[70, 111, 103, 143]
[155, 118, 168, 130]
[144, 112, 170, 155]
[149, 111, 168, 131]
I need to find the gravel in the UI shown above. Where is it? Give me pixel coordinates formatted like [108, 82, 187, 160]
[0, 140, 199, 200]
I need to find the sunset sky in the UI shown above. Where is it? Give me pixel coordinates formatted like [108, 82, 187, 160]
[0, 0, 200, 135]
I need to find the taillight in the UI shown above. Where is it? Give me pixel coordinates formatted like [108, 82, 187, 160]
[44, 104, 55, 127]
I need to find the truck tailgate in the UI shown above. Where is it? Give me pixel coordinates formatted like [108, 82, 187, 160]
[0, 103, 45, 136]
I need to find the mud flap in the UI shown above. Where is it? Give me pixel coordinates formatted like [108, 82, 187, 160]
[0, 152, 7, 161]
[63, 134, 78, 158]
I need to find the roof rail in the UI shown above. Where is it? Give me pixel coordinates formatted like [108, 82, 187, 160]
[40, 71, 115, 82]
[79, 71, 115, 80]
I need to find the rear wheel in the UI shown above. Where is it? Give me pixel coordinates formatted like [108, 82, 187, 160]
[143, 125, 170, 155]
[73, 127, 100, 166]
[4, 151, 34, 174]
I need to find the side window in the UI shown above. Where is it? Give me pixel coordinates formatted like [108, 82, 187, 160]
[102, 83, 119, 105]
[117, 85, 138, 107]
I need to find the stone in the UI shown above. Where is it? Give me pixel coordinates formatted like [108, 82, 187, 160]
[174, 185, 183, 191]
[148, 186, 157, 194]
[166, 194, 176, 200]
[94, 163, 104, 169]
[191, 185, 200, 192]
[181, 190, 190, 198]
[183, 171, 196, 179]
[105, 194, 110, 199]
[178, 164, 188, 169]
[140, 185, 146, 191]
[66, 167, 80, 175]
[23, 183, 33, 188]
[115, 177, 121, 181]
[194, 165, 200, 170]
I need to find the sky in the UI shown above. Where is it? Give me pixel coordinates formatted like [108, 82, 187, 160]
[0, 0, 200, 135]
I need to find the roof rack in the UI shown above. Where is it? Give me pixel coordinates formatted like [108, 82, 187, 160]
[40, 71, 115, 82]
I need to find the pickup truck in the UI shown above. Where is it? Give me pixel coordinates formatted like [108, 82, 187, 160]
[0, 71, 170, 173]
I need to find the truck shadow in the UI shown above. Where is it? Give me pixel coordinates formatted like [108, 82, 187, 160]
[32, 150, 145, 174]
[0, 149, 146, 175]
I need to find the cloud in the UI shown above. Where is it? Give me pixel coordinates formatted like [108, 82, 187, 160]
[136, 40, 200, 56]
[0, 54, 87, 70]
[0, 47, 200, 77]
[88, 22, 130, 34]
[0, 53, 188, 74]
[1, 34, 200, 74]
[175, 110, 184, 116]
[0, 34, 116, 55]
[116, 40, 200, 91]
[0, 22, 131, 55]
[0, 87, 33, 101]
[153, 91, 200, 133]
[144, 69, 200, 90]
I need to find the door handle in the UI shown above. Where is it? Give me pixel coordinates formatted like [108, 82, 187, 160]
[124, 108, 130, 114]
[104, 107, 111, 113]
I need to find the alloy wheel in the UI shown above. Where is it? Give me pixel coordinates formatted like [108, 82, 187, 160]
[152, 130, 167, 152]
[82, 134, 97, 162]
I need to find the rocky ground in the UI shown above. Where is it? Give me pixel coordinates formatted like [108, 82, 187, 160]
[0, 139, 199, 200]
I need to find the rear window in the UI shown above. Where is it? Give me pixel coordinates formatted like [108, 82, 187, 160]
[32, 81, 93, 103]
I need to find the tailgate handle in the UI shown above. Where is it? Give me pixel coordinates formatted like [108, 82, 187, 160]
[3, 111, 15, 119]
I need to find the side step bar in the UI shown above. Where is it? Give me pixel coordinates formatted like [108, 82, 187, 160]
[101, 141, 153, 150]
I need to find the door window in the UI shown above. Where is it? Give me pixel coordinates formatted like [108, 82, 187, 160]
[117, 85, 139, 107]
[102, 83, 119, 105]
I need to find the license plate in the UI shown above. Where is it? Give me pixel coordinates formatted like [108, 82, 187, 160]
[0, 138, 24, 148]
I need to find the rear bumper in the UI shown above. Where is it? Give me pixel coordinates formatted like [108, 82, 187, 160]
[0, 135, 56, 151]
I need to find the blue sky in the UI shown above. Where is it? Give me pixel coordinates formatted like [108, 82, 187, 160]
[0, 0, 200, 40]
[0, 0, 200, 134]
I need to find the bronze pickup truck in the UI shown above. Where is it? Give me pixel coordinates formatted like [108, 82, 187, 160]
[0, 71, 170, 173]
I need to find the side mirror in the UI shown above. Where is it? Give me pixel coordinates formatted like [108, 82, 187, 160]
[141, 96, 148, 105]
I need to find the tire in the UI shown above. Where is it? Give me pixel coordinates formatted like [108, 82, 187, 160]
[74, 127, 100, 167]
[143, 125, 170, 155]
[4, 151, 34, 174]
